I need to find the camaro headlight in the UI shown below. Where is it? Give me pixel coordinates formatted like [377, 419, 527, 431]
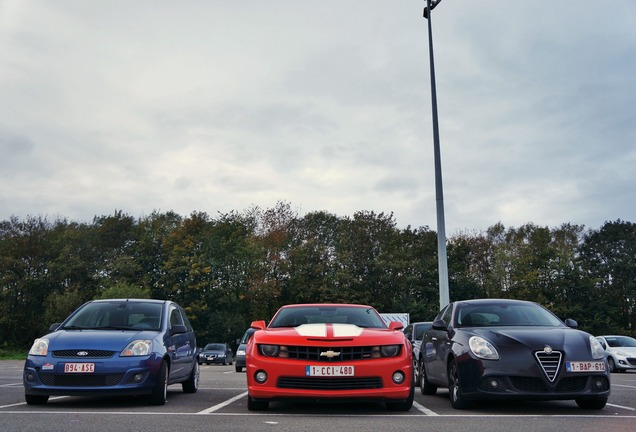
[380, 345, 401, 358]
[28, 338, 49, 356]
[469, 336, 499, 360]
[589, 336, 605, 360]
[121, 340, 152, 357]
[259, 344, 280, 357]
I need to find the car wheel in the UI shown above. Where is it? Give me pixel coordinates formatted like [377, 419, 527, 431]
[235, 365, 242, 372]
[413, 357, 421, 387]
[386, 379, 414, 411]
[25, 394, 49, 405]
[576, 397, 607, 410]
[448, 359, 471, 410]
[229, 359, 233, 365]
[149, 360, 168, 406]
[247, 395, 269, 411]
[182, 361, 199, 393]
[420, 361, 437, 396]
[608, 357, 617, 373]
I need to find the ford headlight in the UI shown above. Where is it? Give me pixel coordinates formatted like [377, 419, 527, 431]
[28, 338, 49, 356]
[589, 336, 605, 360]
[469, 336, 499, 360]
[121, 340, 152, 356]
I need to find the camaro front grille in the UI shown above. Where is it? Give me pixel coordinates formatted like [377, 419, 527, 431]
[39, 373, 125, 387]
[52, 350, 116, 358]
[534, 351, 562, 382]
[285, 346, 376, 362]
[277, 376, 383, 390]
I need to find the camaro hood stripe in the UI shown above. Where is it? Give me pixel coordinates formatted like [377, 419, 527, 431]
[294, 323, 364, 338]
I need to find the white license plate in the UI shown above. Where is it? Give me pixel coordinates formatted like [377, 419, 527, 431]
[64, 363, 95, 373]
[566, 361, 606, 372]
[306, 365, 355, 376]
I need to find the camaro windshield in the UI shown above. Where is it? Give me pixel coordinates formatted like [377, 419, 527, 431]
[457, 303, 564, 327]
[62, 301, 163, 330]
[269, 306, 386, 328]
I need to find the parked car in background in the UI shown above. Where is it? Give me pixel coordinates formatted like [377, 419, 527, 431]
[23, 298, 199, 406]
[402, 321, 432, 386]
[199, 343, 233, 365]
[235, 328, 256, 372]
[421, 298, 610, 410]
[596, 335, 636, 373]
[246, 303, 413, 411]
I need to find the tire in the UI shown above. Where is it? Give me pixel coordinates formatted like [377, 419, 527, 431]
[448, 359, 471, 410]
[386, 380, 414, 411]
[149, 360, 168, 406]
[420, 361, 437, 396]
[247, 395, 269, 411]
[182, 361, 199, 393]
[235, 365, 242, 372]
[576, 397, 607, 410]
[25, 394, 49, 405]
[608, 357, 617, 373]
[413, 357, 421, 387]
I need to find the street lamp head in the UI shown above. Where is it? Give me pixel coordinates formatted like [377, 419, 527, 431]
[423, 0, 443, 20]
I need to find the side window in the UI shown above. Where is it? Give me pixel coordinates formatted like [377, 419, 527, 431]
[169, 307, 184, 327]
[441, 304, 453, 325]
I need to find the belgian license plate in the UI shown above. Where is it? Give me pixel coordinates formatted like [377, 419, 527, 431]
[566, 361, 606, 372]
[64, 363, 95, 373]
[306, 365, 354, 376]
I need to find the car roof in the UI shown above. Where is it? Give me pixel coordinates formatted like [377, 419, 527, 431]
[455, 298, 534, 306]
[89, 298, 168, 304]
[279, 303, 374, 309]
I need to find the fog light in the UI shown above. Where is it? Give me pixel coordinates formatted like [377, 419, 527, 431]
[255, 370, 268, 384]
[392, 371, 405, 384]
[25, 372, 35, 382]
[132, 373, 144, 383]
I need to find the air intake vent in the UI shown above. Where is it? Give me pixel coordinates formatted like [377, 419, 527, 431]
[534, 351, 562, 382]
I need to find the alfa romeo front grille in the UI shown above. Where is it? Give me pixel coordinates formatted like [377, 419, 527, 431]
[534, 351, 563, 382]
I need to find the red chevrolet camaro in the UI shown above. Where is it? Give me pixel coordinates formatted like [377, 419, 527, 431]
[245, 303, 414, 411]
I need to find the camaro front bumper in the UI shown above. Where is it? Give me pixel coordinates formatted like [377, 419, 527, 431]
[246, 355, 412, 402]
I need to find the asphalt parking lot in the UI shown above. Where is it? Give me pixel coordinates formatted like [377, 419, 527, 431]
[1, 360, 635, 432]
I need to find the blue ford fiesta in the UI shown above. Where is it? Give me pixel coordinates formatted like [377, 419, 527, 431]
[23, 298, 199, 405]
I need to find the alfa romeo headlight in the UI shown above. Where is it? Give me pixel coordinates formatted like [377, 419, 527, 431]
[589, 336, 605, 360]
[121, 340, 152, 356]
[469, 336, 499, 360]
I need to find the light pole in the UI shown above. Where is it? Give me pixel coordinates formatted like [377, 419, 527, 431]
[424, 0, 450, 309]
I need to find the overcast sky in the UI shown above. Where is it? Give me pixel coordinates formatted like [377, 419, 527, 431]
[1, 1, 634, 234]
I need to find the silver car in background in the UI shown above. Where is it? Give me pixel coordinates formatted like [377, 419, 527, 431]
[596, 335, 636, 373]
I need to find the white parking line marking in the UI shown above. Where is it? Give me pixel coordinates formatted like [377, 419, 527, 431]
[607, 403, 635, 411]
[0, 383, 23, 388]
[0, 396, 67, 409]
[197, 391, 248, 414]
[613, 384, 636, 389]
[412, 400, 439, 416]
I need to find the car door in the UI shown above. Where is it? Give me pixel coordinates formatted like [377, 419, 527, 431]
[424, 304, 454, 385]
[167, 305, 195, 381]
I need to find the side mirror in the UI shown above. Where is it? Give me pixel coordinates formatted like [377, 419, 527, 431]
[432, 319, 448, 331]
[389, 321, 404, 331]
[250, 320, 266, 330]
[564, 318, 578, 329]
[170, 324, 187, 335]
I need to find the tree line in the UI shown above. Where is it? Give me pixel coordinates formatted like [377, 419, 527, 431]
[1, 202, 634, 350]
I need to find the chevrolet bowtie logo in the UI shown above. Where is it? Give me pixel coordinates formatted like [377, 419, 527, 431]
[320, 350, 341, 359]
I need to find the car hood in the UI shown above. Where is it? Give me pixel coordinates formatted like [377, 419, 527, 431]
[608, 346, 636, 355]
[258, 323, 405, 344]
[45, 329, 160, 350]
[201, 349, 227, 355]
[471, 326, 591, 351]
